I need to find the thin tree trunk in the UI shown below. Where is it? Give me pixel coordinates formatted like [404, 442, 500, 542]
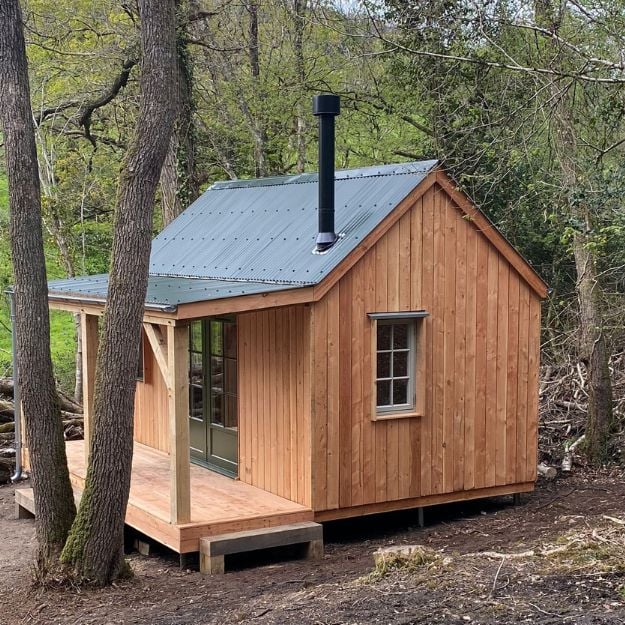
[0, 0, 76, 570]
[60, 0, 178, 585]
[573, 229, 613, 463]
[246, 0, 268, 177]
[293, 0, 307, 173]
[533, 0, 614, 466]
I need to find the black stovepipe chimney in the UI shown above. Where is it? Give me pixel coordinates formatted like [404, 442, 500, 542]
[313, 94, 340, 252]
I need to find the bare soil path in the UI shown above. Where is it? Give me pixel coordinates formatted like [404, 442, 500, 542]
[2, 472, 625, 625]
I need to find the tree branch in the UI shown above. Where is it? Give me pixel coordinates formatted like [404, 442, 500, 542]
[77, 58, 137, 148]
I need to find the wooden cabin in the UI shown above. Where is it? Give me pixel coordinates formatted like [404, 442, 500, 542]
[26, 156, 546, 568]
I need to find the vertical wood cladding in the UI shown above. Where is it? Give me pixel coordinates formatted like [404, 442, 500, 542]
[311, 183, 541, 512]
[238, 305, 312, 507]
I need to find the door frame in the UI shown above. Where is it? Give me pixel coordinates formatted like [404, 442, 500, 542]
[189, 316, 239, 478]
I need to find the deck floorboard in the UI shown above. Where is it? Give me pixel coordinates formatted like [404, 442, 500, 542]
[65, 440, 313, 553]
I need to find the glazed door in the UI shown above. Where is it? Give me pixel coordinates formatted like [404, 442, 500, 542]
[189, 318, 238, 476]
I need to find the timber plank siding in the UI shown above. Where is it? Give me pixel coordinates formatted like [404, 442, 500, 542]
[310, 183, 542, 514]
[238, 305, 313, 507]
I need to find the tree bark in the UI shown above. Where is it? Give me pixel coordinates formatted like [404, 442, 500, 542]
[60, 0, 178, 585]
[0, 0, 76, 570]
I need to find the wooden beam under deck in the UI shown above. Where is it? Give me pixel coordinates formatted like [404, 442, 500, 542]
[64, 440, 313, 554]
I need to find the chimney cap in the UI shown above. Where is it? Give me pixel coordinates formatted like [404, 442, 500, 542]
[313, 94, 340, 116]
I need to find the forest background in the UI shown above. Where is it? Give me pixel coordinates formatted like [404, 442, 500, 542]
[0, 0, 624, 461]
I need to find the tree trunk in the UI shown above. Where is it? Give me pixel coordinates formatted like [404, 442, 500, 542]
[160, 5, 199, 227]
[573, 229, 613, 464]
[0, 0, 76, 570]
[60, 0, 178, 585]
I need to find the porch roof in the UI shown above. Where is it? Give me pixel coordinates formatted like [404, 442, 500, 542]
[47, 273, 297, 311]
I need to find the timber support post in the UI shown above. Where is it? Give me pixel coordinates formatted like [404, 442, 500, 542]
[167, 323, 191, 524]
[81, 312, 99, 465]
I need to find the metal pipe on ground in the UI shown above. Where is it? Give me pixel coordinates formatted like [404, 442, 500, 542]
[9, 291, 23, 482]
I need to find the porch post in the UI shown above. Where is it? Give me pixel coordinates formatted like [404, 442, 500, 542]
[81, 312, 99, 466]
[167, 323, 191, 524]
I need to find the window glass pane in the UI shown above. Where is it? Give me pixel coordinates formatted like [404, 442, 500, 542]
[393, 378, 409, 405]
[393, 323, 409, 349]
[224, 322, 237, 359]
[377, 352, 391, 379]
[211, 356, 223, 393]
[211, 394, 223, 425]
[377, 324, 392, 351]
[394, 351, 408, 377]
[377, 380, 391, 407]
[210, 320, 223, 356]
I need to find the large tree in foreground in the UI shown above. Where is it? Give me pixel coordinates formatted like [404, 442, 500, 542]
[0, 0, 76, 571]
[61, 0, 178, 584]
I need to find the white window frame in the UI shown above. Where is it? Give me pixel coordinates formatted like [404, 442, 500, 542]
[368, 311, 428, 420]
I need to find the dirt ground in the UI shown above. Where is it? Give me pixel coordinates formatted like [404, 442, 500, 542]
[3, 473, 625, 625]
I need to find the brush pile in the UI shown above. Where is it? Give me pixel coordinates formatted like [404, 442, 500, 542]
[0, 377, 83, 483]
[539, 351, 625, 470]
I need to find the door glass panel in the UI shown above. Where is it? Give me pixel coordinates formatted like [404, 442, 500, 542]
[210, 320, 223, 356]
[225, 395, 237, 429]
[225, 358, 237, 394]
[211, 355, 223, 393]
[190, 321, 202, 352]
[189, 322, 204, 421]
[224, 322, 237, 359]
[211, 393, 224, 425]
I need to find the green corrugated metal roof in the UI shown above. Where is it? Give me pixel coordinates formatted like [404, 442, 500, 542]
[48, 160, 438, 309]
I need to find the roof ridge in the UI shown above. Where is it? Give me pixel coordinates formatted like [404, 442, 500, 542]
[210, 160, 438, 191]
[148, 272, 314, 287]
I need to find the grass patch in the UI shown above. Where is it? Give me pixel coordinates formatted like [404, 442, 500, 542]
[370, 545, 443, 579]
[539, 517, 625, 575]
[0, 302, 76, 393]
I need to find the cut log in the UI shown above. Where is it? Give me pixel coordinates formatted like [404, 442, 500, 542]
[562, 434, 586, 472]
[57, 389, 83, 414]
[0, 378, 83, 414]
[0, 422, 14, 434]
[537, 463, 557, 480]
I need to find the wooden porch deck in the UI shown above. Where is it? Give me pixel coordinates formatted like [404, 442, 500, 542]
[65, 440, 313, 554]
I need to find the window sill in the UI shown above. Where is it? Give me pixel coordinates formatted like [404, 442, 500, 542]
[372, 411, 423, 421]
